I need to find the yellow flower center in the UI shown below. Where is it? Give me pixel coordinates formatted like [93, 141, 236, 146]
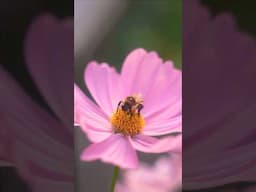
[110, 94, 145, 136]
[110, 109, 145, 136]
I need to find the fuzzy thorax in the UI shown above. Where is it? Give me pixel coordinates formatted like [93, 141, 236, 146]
[111, 109, 145, 136]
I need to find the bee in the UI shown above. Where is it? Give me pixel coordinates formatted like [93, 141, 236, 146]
[117, 94, 144, 116]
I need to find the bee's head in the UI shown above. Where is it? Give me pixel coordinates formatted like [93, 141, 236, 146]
[126, 96, 136, 104]
[132, 94, 143, 104]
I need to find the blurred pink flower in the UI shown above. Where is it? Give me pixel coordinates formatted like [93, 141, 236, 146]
[115, 153, 182, 192]
[0, 14, 74, 192]
[183, 0, 256, 190]
[75, 48, 182, 169]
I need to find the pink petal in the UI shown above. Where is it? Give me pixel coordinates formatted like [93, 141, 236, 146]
[0, 66, 74, 190]
[183, 0, 256, 187]
[13, 139, 73, 182]
[143, 116, 182, 136]
[0, 115, 13, 164]
[114, 183, 129, 192]
[143, 62, 182, 119]
[79, 123, 112, 143]
[85, 62, 123, 115]
[24, 14, 73, 127]
[145, 100, 182, 123]
[121, 48, 163, 96]
[0, 66, 72, 147]
[129, 134, 182, 153]
[81, 134, 138, 169]
[121, 48, 147, 90]
[74, 84, 108, 127]
[74, 84, 112, 142]
[184, 143, 256, 189]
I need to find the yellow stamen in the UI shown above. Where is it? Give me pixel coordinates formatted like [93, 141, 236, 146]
[110, 109, 145, 136]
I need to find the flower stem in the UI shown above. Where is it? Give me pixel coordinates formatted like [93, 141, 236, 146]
[109, 166, 120, 192]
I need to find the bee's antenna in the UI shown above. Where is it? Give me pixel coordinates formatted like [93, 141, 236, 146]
[117, 101, 122, 112]
[137, 104, 144, 116]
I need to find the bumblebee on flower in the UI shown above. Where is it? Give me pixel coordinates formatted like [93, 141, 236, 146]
[112, 94, 144, 136]
[74, 48, 182, 169]
[117, 94, 144, 116]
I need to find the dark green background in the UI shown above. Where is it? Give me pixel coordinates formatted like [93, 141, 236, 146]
[91, 0, 182, 71]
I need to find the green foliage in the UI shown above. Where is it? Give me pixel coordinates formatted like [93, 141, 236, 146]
[94, 0, 181, 70]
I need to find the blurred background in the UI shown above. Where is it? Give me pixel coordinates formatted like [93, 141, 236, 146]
[74, 0, 181, 191]
[75, 0, 181, 81]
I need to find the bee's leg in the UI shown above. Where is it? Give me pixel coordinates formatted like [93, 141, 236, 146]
[137, 104, 144, 116]
[129, 108, 133, 117]
[117, 101, 122, 112]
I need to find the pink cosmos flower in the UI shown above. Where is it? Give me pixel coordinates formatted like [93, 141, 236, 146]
[115, 153, 182, 192]
[75, 48, 182, 169]
[183, 0, 256, 190]
[0, 14, 74, 191]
